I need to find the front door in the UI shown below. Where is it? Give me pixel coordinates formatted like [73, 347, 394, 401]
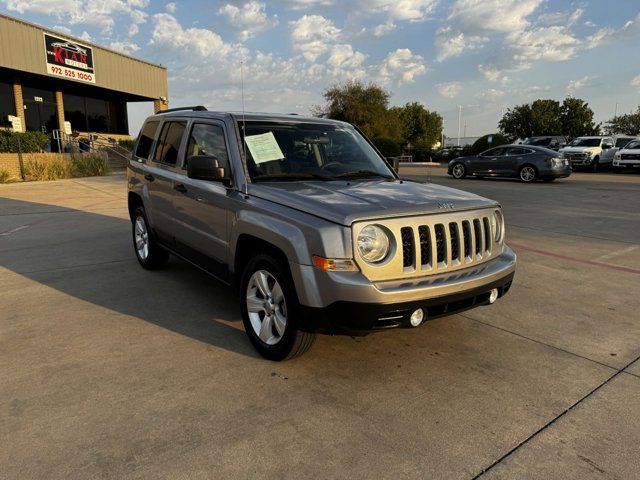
[144, 120, 187, 245]
[172, 121, 232, 278]
[474, 147, 506, 175]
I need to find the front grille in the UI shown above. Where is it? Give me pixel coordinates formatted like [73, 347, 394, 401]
[418, 226, 431, 266]
[400, 227, 414, 268]
[622, 154, 640, 160]
[435, 224, 446, 264]
[354, 209, 501, 282]
[565, 153, 586, 160]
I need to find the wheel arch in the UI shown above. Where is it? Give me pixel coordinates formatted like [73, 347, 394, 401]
[128, 191, 143, 221]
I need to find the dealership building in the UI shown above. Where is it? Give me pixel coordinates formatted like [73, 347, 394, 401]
[0, 13, 168, 139]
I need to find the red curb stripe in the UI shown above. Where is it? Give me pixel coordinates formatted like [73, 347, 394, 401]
[509, 241, 640, 275]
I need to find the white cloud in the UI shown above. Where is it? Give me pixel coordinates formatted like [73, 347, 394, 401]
[539, 8, 583, 27]
[435, 26, 487, 61]
[631, 75, 640, 92]
[79, 31, 92, 42]
[476, 88, 505, 103]
[150, 13, 236, 58]
[281, 0, 334, 9]
[165, 2, 176, 13]
[218, 1, 278, 41]
[586, 13, 640, 49]
[363, 0, 438, 22]
[4, 0, 149, 34]
[437, 81, 461, 98]
[109, 40, 140, 55]
[379, 48, 426, 84]
[373, 21, 396, 37]
[507, 26, 578, 65]
[52, 25, 72, 35]
[289, 15, 341, 61]
[566, 75, 591, 94]
[327, 44, 366, 79]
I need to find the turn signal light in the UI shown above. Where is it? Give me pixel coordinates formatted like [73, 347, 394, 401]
[312, 255, 358, 272]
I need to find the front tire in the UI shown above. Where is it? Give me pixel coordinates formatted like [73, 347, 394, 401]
[240, 254, 315, 361]
[132, 206, 169, 270]
[451, 162, 466, 179]
[519, 165, 537, 183]
[591, 157, 600, 173]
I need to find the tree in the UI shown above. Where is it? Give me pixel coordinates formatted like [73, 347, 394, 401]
[372, 136, 401, 157]
[313, 80, 391, 138]
[392, 102, 443, 149]
[560, 97, 599, 139]
[530, 99, 562, 136]
[605, 107, 640, 135]
[499, 97, 599, 140]
[470, 133, 509, 155]
[498, 104, 533, 140]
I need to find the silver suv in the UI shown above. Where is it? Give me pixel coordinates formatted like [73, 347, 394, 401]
[128, 107, 517, 360]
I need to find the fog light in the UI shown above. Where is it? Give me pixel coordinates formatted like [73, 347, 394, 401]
[410, 308, 424, 327]
[489, 288, 499, 304]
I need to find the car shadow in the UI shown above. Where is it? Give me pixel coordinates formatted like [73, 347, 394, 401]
[0, 197, 259, 359]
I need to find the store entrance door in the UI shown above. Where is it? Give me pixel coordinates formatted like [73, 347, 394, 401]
[24, 101, 57, 134]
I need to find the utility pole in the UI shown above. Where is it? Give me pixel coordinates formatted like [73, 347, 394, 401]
[463, 121, 467, 138]
[614, 102, 619, 117]
[457, 105, 462, 147]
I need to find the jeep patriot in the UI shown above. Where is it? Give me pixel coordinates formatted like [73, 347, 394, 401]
[128, 107, 516, 360]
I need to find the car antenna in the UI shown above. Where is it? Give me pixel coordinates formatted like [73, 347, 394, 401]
[240, 54, 249, 197]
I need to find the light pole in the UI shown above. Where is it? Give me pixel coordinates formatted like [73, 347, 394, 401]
[457, 105, 462, 147]
[614, 102, 619, 117]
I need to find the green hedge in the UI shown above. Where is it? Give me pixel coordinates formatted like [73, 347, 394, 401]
[118, 138, 136, 151]
[0, 130, 49, 153]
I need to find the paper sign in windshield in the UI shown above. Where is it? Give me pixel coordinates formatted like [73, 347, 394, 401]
[244, 132, 285, 164]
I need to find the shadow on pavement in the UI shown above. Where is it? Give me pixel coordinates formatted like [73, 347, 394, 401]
[0, 197, 258, 359]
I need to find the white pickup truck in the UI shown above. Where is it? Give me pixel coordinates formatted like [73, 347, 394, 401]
[613, 138, 640, 172]
[559, 136, 635, 172]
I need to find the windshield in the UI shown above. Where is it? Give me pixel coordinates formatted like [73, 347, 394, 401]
[568, 138, 601, 147]
[523, 137, 550, 146]
[623, 140, 640, 150]
[615, 138, 633, 148]
[239, 121, 395, 181]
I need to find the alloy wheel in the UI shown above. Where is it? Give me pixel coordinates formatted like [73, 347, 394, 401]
[134, 216, 149, 260]
[452, 163, 465, 178]
[520, 166, 536, 182]
[246, 270, 287, 345]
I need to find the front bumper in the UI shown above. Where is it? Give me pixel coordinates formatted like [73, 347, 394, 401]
[613, 160, 640, 168]
[291, 245, 517, 334]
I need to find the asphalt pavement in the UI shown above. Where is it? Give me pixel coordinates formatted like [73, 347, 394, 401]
[1, 168, 639, 479]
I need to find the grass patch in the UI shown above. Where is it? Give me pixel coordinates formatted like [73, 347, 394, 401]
[23, 153, 109, 182]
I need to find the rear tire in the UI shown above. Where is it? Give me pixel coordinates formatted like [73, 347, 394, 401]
[451, 162, 466, 179]
[519, 165, 537, 183]
[240, 254, 315, 361]
[132, 206, 169, 270]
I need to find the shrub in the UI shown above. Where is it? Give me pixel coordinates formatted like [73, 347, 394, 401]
[71, 153, 110, 177]
[0, 169, 16, 183]
[0, 130, 50, 153]
[118, 138, 136, 151]
[24, 157, 73, 181]
[372, 136, 401, 157]
[470, 133, 509, 155]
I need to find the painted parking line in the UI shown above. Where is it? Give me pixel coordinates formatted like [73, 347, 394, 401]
[0, 225, 29, 237]
[509, 241, 640, 275]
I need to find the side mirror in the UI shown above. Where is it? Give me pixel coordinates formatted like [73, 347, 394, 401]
[187, 155, 226, 181]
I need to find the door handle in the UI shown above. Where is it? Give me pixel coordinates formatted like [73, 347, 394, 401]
[174, 183, 187, 193]
[144, 174, 155, 182]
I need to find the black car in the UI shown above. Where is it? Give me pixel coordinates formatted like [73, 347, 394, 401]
[447, 144, 572, 183]
[522, 136, 567, 151]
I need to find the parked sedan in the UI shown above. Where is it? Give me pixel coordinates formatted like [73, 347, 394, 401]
[448, 145, 572, 183]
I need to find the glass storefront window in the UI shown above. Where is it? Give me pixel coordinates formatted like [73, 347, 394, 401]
[0, 81, 15, 123]
[63, 92, 128, 134]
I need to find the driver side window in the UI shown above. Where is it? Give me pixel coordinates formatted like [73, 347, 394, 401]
[482, 147, 505, 157]
[184, 123, 229, 170]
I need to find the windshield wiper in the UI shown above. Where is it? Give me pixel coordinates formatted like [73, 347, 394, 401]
[252, 172, 334, 182]
[333, 170, 394, 180]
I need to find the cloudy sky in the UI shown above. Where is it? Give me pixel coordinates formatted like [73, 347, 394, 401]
[2, 0, 640, 137]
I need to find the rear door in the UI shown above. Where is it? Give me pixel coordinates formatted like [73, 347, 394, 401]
[502, 147, 532, 174]
[144, 120, 187, 244]
[171, 120, 233, 278]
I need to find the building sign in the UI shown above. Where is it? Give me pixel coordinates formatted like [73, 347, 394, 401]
[8, 115, 23, 132]
[43, 33, 96, 84]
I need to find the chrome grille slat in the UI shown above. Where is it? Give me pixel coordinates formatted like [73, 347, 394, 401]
[353, 208, 502, 282]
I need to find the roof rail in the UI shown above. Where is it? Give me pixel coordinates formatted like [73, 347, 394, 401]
[161, 105, 208, 114]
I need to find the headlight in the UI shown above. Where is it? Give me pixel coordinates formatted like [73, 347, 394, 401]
[615, 153, 621, 159]
[551, 158, 564, 167]
[491, 210, 504, 243]
[357, 225, 390, 263]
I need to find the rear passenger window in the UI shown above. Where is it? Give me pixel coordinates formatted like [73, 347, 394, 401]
[507, 148, 530, 155]
[153, 121, 186, 165]
[185, 123, 229, 169]
[135, 121, 159, 159]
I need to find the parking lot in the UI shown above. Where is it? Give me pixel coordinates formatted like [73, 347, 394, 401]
[1, 168, 639, 479]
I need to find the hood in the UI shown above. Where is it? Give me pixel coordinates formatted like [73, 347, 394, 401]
[560, 146, 600, 153]
[249, 179, 498, 226]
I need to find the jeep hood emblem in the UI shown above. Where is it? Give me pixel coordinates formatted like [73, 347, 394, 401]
[437, 202, 455, 209]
